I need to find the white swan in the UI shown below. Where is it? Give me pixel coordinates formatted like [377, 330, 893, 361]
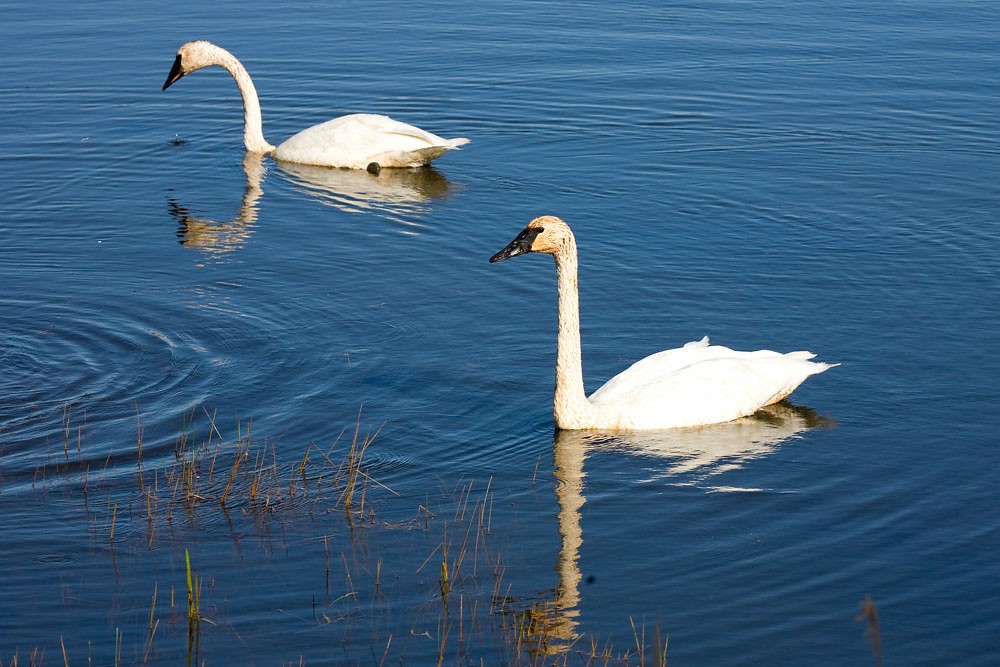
[489, 216, 836, 430]
[162, 41, 469, 171]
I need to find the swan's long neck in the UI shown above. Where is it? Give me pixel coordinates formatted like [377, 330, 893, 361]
[552, 239, 597, 429]
[211, 46, 276, 154]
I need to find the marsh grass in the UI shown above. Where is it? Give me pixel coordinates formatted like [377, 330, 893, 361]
[123, 406, 392, 538]
[184, 549, 201, 664]
[10, 406, 682, 667]
[857, 595, 882, 666]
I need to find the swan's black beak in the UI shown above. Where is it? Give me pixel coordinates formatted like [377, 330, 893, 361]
[162, 55, 184, 90]
[489, 227, 543, 263]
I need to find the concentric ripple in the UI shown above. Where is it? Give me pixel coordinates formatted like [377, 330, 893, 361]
[0, 279, 444, 494]
[0, 300, 197, 455]
[0, 295, 234, 483]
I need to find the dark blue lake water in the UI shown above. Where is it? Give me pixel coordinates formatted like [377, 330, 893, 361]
[2, 0, 998, 664]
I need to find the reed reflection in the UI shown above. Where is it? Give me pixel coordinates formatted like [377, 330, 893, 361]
[524, 402, 832, 656]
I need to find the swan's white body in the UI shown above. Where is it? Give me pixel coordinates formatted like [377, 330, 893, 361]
[490, 216, 836, 431]
[585, 337, 829, 429]
[163, 41, 469, 169]
[274, 113, 466, 169]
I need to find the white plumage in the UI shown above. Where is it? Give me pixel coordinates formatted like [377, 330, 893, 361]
[588, 337, 831, 429]
[274, 113, 466, 169]
[163, 41, 469, 170]
[490, 216, 836, 431]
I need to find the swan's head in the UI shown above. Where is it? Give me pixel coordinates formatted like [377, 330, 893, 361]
[490, 216, 574, 262]
[162, 41, 225, 91]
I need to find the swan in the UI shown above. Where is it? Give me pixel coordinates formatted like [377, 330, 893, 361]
[162, 41, 469, 171]
[489, 216, 836, 430]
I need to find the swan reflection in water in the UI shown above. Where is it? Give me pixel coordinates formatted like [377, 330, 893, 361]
[276, 159, 457, 223]
[584, 401, 835, 487]
[517, 402, 833, 656]
[169, 153, 458, 254]
[169, 152, 266, 255]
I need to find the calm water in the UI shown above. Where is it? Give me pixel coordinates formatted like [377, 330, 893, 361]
[2, 0, 999, 664]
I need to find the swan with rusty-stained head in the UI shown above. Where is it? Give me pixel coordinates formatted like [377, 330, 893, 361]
[489, 216, 836, 431]
[162, 40, 469, 171]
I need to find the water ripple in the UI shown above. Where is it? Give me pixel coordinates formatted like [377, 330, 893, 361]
[0, 294, 260, 480]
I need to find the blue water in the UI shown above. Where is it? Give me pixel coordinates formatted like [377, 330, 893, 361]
[1, 0, 999, 664]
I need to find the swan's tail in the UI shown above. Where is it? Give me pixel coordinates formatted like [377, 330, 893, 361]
[786, 350, 840, 374]
[763, 358, 838, 406]
[785, 350, 839, 376]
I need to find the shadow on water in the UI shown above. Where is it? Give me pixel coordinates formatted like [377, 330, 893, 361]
[167, 153, 458, 254]
[524, 402, 833, 658]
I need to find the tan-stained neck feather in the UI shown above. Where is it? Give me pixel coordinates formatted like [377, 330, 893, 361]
[551, 234, 600, 429]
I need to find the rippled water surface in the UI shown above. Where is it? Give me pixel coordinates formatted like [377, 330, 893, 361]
[2, 1, 999, 665]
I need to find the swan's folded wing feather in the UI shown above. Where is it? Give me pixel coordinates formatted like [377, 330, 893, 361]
[367, 145, 452, 167]
[590, 339, 745, 403]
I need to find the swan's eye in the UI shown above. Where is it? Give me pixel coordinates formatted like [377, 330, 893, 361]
[518, 227, 543, 246]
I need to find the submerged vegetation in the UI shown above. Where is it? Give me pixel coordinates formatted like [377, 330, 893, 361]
[4, 405, 675, 666]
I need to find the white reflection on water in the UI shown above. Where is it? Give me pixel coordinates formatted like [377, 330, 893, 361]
[276, 159, 458, 229]
[527, 403, 831, 655]
[168, 154, 459, 254]
[574, 402, 834, 488]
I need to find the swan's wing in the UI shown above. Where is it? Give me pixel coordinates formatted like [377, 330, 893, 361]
[589, 347, 834, 429]
[590, 337, 739, 400]
[275, 114, 468, 168]
[356, 114, 470, 148]
[591, 339, 702, 391]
